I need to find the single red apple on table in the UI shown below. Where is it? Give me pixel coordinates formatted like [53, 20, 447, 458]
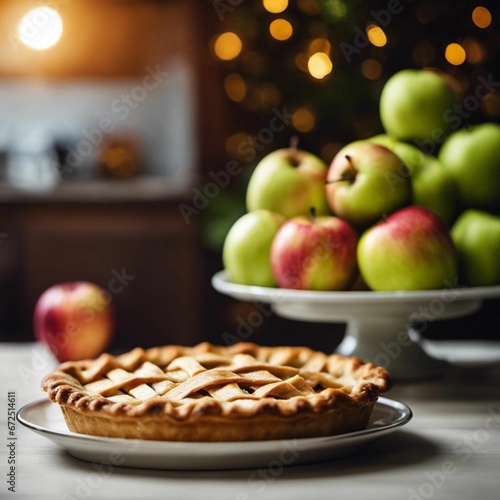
[271, 210, 358, 291]
[357, 206, 458, 291]
[34, 282, 115, 362]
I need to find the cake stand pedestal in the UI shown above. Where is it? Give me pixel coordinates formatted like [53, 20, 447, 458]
[212, 271, 500, 380]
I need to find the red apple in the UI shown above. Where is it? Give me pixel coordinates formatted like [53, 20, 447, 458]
[357, 206, 458, 291]
[271, 210, 358, 290]
[33, 282, 115, 362]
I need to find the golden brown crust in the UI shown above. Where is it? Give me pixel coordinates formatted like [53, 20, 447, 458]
[41, 342, 391, 441]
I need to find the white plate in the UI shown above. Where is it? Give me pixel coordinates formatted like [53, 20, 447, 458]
[17, 397, 412, 470]
[421, 340, 500, 368]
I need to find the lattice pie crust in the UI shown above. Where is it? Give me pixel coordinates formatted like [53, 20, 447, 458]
[42, 342, 391, 442]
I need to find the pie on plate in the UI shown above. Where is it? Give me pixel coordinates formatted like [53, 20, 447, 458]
[41, 342, 391, 442]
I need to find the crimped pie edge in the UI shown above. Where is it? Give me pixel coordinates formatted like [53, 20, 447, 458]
[41, 342, 391, 422]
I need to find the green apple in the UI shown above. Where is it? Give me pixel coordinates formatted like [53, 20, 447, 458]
[325, 141, 412, 228]
[270, 212, 358, 290]
[246, 146, 330, 219]
[439, 123, 500, 213]
[223, 209, 285, 287]
[451, 209, 500, 287]
[368, 134, 457, 224]
[357, 206, 458, 291]
[380, 69, 458, 141]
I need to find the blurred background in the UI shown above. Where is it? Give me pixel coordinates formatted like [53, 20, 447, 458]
[0, 0, 498, 353]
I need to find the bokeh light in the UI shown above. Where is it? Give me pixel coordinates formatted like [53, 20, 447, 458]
[361, 59, 383, 80]
[269, 19, 293, 41]
[482, 93, 500, 116]
[308, 37, 331, 55]
[225, 132, 253, 158]
[295, 52, 309, 72]
[224, 74, 247, 102]
[263, 0, 288, 14]
[18, 7, 63, 50]
[292, 107, 316, 132]
[445, 42, 466, 65]
[472, 6, 492, 29]
[462, 37, 486, 64]
[214, 32, 243, 61]
[366, 25, 387, 47]
[307, 52, 333, 79]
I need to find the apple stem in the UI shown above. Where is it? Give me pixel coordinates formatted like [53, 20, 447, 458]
[309, 207, 316, 221]
[325, 155, 358, 184]
[290, 136, 299, 152]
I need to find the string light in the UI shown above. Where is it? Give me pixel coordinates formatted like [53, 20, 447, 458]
[462, 37, 486, 64]
[213, 32, 243, 61]
[366, 25, 387, 47]
[307, 52, 333, 79]
[445, 43, 466, 65]
[269, 19, 293, 41]
[472, 6, 492, 29]
[308, 38, 331, 55]
[482, 93, 500, 116]
[225, 132, 253, 158]
[361, 59, 382, 80]
[224, 74, 247, 102]
[292, 107, 316, 132]
[263, 0, 288, 14]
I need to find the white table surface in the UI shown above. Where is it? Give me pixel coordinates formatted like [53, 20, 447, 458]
[2, 342, 500, 500]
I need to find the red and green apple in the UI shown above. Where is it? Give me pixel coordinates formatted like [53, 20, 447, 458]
[357, 206, 458, 291]
[270, 211, 358, 291]
[368, 134, 457, 224]
[325, 141, 412, 228]
[33, 282, 115, 362]
[246, 145, 330, 219]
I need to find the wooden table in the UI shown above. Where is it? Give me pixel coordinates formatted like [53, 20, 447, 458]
[2, 342, 499, 499]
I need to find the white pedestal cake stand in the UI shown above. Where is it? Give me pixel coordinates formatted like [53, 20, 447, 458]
[212, 271, 500, 380]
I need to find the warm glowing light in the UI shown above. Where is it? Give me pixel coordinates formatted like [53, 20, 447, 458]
[214, 32, 242, 61]
[263, 0, 288, 14]
[482, 93, 500, 116]
[292, 107, 316, 132]
[18, 7, 63, 51]
[308, 38, 331, 55]
[295, 52, 309, 72]
[298, 0, 322, 16]
[224, 74, 247, 102]
[445, 43, 466, 66]
[269, 19, 293, 41]
[307, 52, 333, 79]
[472, 6, 492, 29]
[225, 132, 252, 158]
[254, 83, 281, 108]
[366, 25, 387, 47]
[462, 37, 486, 64]
[361, 59, 382, 80]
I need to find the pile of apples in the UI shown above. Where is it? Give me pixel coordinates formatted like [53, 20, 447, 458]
[223, 68, 500, 292]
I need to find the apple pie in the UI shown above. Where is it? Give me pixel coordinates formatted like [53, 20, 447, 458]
[41, 342, 391, 442]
